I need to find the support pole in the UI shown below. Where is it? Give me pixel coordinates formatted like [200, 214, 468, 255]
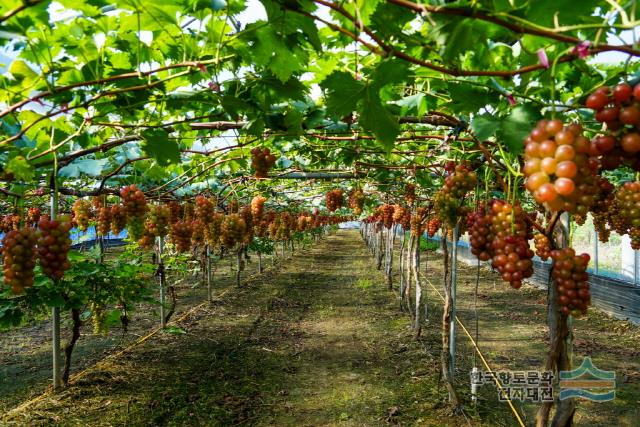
[206, 245, 213, 302]
[593, 222, 599, 275]
[158, 236, 166, 328]
[449, 223, 459, 378]
[50, 183, 62, 390]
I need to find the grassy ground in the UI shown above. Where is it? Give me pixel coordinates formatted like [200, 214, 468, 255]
[406, 236, 640, 427]
[1, 231, 479, 426]
[1, 230, 638, 426]
[0, 246, 275, 417]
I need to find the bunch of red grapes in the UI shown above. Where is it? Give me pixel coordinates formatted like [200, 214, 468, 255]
[2, 228, 37, 294]
[295, 214, 308, 232]
[110, 204, 127, 235]
[613, 181, 640, 249]
[533, 234, 551, 261]
[221, 214, 247, 247]
[550, 248, 591, 316]
[434, 163, 477, 226]
[585, 82, 640, 170]
[251, 195, 266, 220]
[467, 200, 534, 289]
[524, 120, 598, 215]
[378, 204, 395, 229]
[205, 212, 224, 247]
[91, 196, 104, 210]
[96, 206, 112, 237]
[137, 229, 155, 250]
[168, 201, 182, 224]
[251, 147, 277, 178]
[146, 204, 171, 238]
[588, 176, 615, 242]
[404, 183, 416, 205]
[410, 208, 427, 236]
[276, 212, 293, 241]
[426, 217, 441, 237]
[348, 189, 364, 215]
[36, 215, 73, 280]
[240, 206, 254, 244]
[26, 207, 41, 226]
[0, 214, 20, 233]
[72, 199, 92, 232]
[191, 219, 205, 248]
[268, 214, 280, 240]
[467, 207, 492, 261]
[195, 195, 215, 224]
[170, 220, 193, 253]
[325, 189, 344, 212]
[392, 205, 406, 224]
[120, 185, 148, 240]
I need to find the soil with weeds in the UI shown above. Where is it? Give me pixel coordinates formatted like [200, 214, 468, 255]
[2, 231, 479, 426]
[3, 230, 638, 426]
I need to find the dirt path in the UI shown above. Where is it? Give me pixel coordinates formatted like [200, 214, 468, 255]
[3, 231, 474, 427]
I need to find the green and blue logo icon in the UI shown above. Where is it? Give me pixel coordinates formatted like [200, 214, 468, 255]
[559, 357, 615, 402]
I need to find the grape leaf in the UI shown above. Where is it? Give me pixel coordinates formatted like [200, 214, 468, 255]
[320, 71, 365, 117]
[358, 86, 399, 152]
[471, 114, 501, 141]
[5, 156, 34, 181]
[141, 129, 181, 167]
[496, 105, 541, 154]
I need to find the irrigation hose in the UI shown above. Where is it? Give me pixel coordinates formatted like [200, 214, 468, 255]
[421, 273, 527, 427]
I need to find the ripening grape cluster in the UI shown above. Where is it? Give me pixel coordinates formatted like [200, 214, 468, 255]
[191, 219, 205, 248]
[204, 212, 224, 247]
[348, 189, 364, 215]
[195, 196, 215, 223]
[468, 200, 534, 289]
[26, 207, 41, 226]
[2, 228, 37, 293]
[392, 205, 406, 223]
[72, 199, 92, 231]
[426, 217, 441, 237]
[410, 208, 427, 236]
[120, 185, 148, 240]
[589, 177, 615, 242]
[0, 214, 20, 232]
[551, 248, 591, 316]
[404, 183, 416, 205]
[240, 206, 254, 244]
[170, 220, 193, 253]
[326, 189, 344, 212]
[137, 229, 155, 250]
[524, 120, 598, 215]
[378, 204, 395, 229]
[96, 206, 112, 236]
[221, 214, 246, 247]
[251, 195, 266, 220]
[434, 163, 477, 226]
[613, 181, 640, 249]
[110, 204, 127, 235]
[390, 205, 411, 231]
[533, 234, 551, 260]
[145, 204, 171, 238]
[36, 215, 73, 280]
[468, 207, 492, 261]
[168, 201, 182, 224]
[251, 147, 277, 178]
[585, 83, 640, 171]
[400, 208, 411, 231]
